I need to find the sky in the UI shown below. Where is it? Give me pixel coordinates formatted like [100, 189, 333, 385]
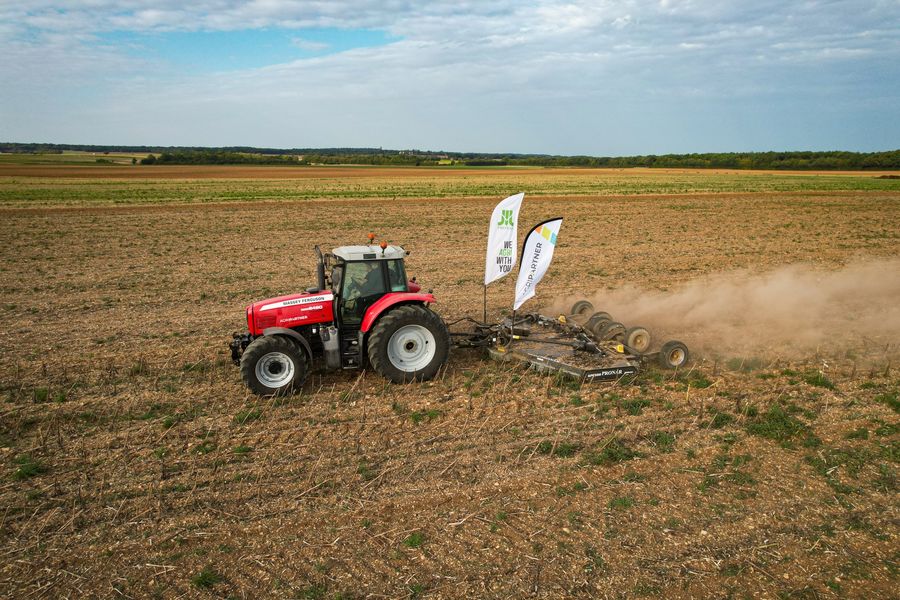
[1, 1, 898, 155]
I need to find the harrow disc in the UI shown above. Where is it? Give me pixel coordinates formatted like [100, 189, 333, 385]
[597, 321, 626, 342]
[570, 300, 594, 316]
[586, 312, 612, 335]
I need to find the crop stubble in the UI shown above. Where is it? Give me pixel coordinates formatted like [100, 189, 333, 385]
[0, 167, 898, 598]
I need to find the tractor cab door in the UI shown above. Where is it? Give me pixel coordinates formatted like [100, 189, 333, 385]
[337, 261, 388, 330]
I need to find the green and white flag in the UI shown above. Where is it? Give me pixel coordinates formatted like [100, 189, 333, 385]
[514, 217, 563, 311]
[484, 192, 524, 285]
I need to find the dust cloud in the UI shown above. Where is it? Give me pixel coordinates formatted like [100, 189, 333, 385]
[548, 258, 900, 360]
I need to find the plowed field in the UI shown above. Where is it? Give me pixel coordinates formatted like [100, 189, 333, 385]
[1, 166, 898, 598]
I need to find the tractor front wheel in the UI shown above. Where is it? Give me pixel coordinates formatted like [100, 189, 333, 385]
[240, 335, 308, 396]
[368, 305, 450, 383]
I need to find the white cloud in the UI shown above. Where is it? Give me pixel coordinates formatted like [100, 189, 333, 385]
[1, 1, 898, 152]
[290, 37, 329, 51]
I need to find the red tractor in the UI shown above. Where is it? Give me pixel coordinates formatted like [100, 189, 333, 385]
[230, 243, 450, 395]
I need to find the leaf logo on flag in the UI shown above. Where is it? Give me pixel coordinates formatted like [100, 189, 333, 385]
[484, 193, 524, 285]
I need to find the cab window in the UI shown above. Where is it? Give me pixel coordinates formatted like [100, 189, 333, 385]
[387, 260, 407, 292]
[340, 261, 387, 325]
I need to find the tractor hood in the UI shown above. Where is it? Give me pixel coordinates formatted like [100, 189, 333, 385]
[247, 291, 334, 334]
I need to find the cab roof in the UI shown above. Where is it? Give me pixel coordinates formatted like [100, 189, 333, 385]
[331, 245, 407, 261]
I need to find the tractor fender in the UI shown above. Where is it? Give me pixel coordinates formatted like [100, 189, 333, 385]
[262, 327, 313, 362]
[360, 293, 436, 333]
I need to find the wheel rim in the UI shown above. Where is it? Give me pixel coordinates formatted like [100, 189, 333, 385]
[629, 332, 650, 352]
[387, 325, 437, 372]
[667, 348, 686, 366]
[255, 351, 295, 387]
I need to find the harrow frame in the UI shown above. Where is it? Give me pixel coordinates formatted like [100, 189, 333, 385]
[449, 301, 689, 383]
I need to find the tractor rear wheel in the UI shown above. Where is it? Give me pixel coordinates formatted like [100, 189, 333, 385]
[368, 305, 450, 383]
[240, 335, 308, 396]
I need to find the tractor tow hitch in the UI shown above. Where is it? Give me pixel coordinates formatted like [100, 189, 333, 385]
[230, 332, 253, 365]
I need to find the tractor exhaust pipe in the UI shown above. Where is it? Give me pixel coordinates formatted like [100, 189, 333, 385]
[314, 245, 326, 291]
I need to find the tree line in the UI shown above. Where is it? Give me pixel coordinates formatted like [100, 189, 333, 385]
[139, 151, 297, 165]
[2, 142, 898, 170]
[147, 149, 900, 170]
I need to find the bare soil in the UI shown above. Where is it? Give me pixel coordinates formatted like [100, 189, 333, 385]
[0, 171, 898, 598]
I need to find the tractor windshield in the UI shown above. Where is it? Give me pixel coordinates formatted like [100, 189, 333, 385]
[339, 261, 387, 326]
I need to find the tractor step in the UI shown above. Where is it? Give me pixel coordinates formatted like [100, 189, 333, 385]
[340, 332, 363, 368]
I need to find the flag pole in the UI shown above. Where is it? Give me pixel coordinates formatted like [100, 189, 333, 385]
[483, 284, 487, 323]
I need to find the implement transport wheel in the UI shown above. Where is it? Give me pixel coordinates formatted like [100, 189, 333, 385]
[240, 335, 308, 396]
[570, 300, 594, 316]
[368, 305, 451, 383]
[598, 321, 626, 342]
[658, 341, 689, 369]
[624, 326, 652, 354]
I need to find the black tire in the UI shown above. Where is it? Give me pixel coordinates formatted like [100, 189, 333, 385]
[658, 340, 689, 369]
[586, 312, 612, 334]
[367, 305, 450, 383]
[624, 326, 651, 354]
[597, 321, 626, 342]
[570, 300, 594, 316]
[240, 335, 308, 396]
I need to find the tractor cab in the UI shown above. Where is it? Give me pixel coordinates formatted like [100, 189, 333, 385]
[327, 245, 411, 329]
[322, 244, 419, 370]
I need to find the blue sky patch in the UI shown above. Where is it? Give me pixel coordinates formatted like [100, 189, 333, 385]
[100, 27, 397, 72]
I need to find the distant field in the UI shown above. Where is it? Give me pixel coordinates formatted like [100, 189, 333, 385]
[0, 150, 146, 166]
[1, 164, 898, 598]
[1, 164, 899, 207]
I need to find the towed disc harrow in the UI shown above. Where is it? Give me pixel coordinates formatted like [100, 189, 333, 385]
[450, 300, 689, 383]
